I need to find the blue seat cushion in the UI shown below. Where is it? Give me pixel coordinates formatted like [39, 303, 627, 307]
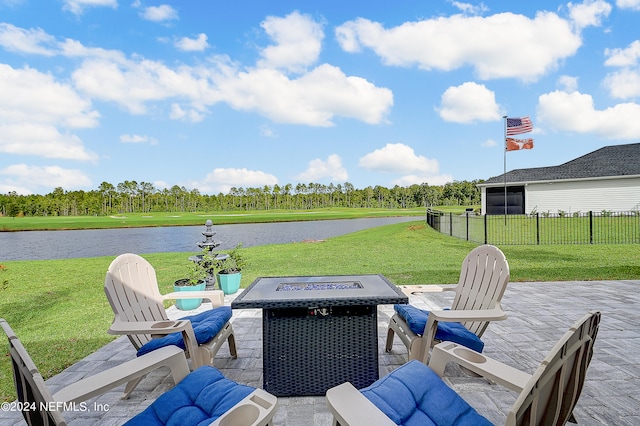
[360, 360, 492, 426]
[137, 307, 232, 357]
[394, 304, 484, 353]
[125, 366, 254, 426]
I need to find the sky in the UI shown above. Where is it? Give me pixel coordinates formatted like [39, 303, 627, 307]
[1, 0, 640, 195]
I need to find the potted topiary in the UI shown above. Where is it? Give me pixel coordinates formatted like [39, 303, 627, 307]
[216, 243, 247, 295]
[173, 256, 208, 310]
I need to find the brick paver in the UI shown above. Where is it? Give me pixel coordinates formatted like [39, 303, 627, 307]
[2, 280, 638, 425]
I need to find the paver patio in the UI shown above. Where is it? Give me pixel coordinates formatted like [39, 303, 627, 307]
[2, 280, 638, 425]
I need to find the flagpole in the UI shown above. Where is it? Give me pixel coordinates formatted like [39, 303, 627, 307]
[503, 115, 507, 222]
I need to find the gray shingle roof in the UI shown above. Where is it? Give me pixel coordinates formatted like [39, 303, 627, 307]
[481, 142, 640, 185]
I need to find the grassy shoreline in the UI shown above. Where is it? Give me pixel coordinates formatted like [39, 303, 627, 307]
[0, 207, 428, 231]
[1, 219, 638, 401]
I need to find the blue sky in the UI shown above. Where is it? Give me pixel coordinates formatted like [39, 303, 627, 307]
[1, 0, 639, 195]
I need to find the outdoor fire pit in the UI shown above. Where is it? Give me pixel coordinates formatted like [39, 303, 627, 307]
[231, 275, 408, 396]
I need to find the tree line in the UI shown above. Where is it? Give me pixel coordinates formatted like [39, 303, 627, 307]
[0, 180, 482, 217]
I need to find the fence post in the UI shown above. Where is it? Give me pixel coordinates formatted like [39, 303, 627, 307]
[449, 212, 453, 236]
[589, 211, 593, 244]
[484, 214, 488, 244]
[536, 213, 540, 245]
[466, 212, 469, 241]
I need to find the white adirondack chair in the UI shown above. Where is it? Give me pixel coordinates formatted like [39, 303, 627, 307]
[385, 244, 510, 363]
[104, 253, 237, 397]
[1, 318, 277, 426]
[327, 310, 601, 426]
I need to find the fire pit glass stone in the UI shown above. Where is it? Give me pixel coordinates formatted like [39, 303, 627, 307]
[276, 281, 363, 291]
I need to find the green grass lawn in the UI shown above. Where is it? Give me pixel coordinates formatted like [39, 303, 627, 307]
[1, 220, 639, 401]
[0, 207, 428, 231]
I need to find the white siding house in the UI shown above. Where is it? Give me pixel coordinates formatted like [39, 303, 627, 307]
[524, 176, 640, 214]
[478, 143, 640, 215]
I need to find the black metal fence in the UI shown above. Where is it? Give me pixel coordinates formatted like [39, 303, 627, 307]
[426, 210, 640, 245]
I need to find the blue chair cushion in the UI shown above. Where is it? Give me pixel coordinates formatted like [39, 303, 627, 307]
[137, 307, 232, 357]
[394, 304, 484, 353]
[360, 360, 492, 426]
[125, 366, 254, 426]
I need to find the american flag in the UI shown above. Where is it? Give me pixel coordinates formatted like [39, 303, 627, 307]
[506, 116, 533, 136]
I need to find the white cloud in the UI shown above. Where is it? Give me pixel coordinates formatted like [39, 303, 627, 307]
[616, 0, 640, 11]
[603, 41, 640, 99]
[0, 182, 32, 195]
[392, 173, 454, 186]
[449, 1, 488, 15]
[71, 58, 203, 114]
[212, 63, 393, 126]
[62, 0, 117, 15]
[120, 134, 158, 145]
[0, 164, 92, 194]
[0, 23, 56, 55]
[482, 139, 498, 147]
[0, 64, 99, 160]
[567, 0, 612, 30]
[0, 123, 97, 160]
[605, 40, 640, 67]
[295, 154, 348, 182]
[258, 11, 324, 73]
[537, 90, 640, 139]
[603, 69, 640, 99]
[437, 82, 501, 123]
[359, 143, 440, 174]
[557, 75, 579, 92]
[170, 103, 206, 122]
[336, 12, 582, 82]
[154, 180, 169, 190]
[175, 33, 209, 52]
[1, 65, 99, 128]
[195, 168, 279, 194]
[3, 19, 391, 127]
[140, 5, 178, 22]
[0, 24, 126, 60]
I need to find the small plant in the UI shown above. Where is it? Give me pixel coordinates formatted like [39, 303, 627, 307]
[217, 243, 247, 274]
[186, 260, 207, 285]
[175, 253, 209, 286]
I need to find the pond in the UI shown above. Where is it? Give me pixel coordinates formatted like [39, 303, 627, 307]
[0, 216, 422, 261]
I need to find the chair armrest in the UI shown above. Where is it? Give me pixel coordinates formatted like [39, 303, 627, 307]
[162, 290, 225, 307]
[428, 302, 507, 323]
[107, 319, 191, 336]
[210, 388, 278, 426]
[109, 318, 204, 368]
[398, 285, 444, 297]
[417, 302, 507, 364]
[325, 382, 396, 426]
[429, 341, 531, 393]
[52, 346, 190, 403]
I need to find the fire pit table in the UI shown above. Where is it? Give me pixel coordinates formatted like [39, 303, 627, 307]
[231, 275, 408, 396]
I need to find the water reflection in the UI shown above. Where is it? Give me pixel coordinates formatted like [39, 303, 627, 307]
[0, 217, 421, 261]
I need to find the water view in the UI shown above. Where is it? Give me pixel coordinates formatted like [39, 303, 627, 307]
[0, 217, 421, 261]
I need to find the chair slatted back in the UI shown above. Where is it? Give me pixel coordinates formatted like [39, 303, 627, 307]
[104, 253, 169, 350]
[452, 245, 510, 336]
[508, 311, 601, 426]
[1, 319, 67, 426]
